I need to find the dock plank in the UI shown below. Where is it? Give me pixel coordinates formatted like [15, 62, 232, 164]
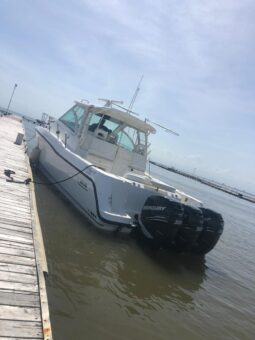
[0, 233, 33, 245]
[0, 270, 36, 284]
[0, 253, 35, 267]
[0, 223, 32, 234]
[0, 200, 30, 215]
[0, 263, 36, 275]
[0, 280, 38, 293]
[0, 240, 34, 251]
[0, 217, 32, 228]
[0, 228, 33, 240]
[0, 195, 30, 207]
[0, 289, 40, 308]
[0, 320, 43, 338]
[0, 246, 34, 259]
[0, 210, 32, 222]
[0, 305, 41, 322]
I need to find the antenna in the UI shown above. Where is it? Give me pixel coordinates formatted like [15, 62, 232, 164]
[98, 98, 123, 108]
[145, 119, 179, 136]
[127, 75, 144, 113]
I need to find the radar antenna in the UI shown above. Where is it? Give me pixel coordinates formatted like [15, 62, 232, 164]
[98, 98, 123, 108]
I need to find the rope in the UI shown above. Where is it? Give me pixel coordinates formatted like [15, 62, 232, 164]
[4, 164, 95, 186]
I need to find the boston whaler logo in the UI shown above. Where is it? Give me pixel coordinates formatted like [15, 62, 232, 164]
[143, 206, 167, 211]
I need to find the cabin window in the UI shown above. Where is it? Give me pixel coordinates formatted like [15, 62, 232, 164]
[117, 132, 132, 151]
[59, 108, 76, 131]
[86, 112, 147, 154]
[59, 105, 86, 131]
[102, 117, 119, 132]
[88, 113, 119, 133]
[88, 113, 104, 132]
[117, 127, 135, 152]
[117, 128, 146, 154]
[74, 106, 86, 123]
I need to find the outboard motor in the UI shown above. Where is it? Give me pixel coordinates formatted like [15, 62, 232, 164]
[191, 208, 224, 255]
[139, 195, 184, 248]
[139, 196, 224, 255]
[173, 205, 204, 252]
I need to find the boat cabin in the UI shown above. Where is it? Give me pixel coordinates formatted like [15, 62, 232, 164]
[53, 102, 156, 176]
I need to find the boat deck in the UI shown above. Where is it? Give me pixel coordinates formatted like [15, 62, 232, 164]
[0, 115, 52, 339]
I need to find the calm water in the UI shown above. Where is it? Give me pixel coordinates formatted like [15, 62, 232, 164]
[25, 120, 255, 340]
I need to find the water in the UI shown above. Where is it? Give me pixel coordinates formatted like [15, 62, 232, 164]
[24, 119, 255, 340]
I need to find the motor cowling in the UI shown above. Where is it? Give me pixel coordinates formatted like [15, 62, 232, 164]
[173, 205, 204, 252]
[138, 195, 224, 255]
[190, 208, 224, 255]
[139, 196, 184, 247]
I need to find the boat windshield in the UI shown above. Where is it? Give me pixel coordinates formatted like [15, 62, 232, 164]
[59, 105, 86, 131]
[88, 113, 146, 154]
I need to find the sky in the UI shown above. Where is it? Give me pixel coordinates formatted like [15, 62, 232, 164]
[0, 0, 254, 192]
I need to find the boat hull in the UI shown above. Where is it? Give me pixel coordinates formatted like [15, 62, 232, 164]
[34, 128, 224, 255]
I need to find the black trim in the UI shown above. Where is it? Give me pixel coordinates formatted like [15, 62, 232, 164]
[36, 128, 130, 227]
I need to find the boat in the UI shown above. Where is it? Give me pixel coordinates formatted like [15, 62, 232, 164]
[30, 99, 224, 255]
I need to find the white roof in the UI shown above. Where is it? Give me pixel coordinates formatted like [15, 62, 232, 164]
[77, 102, 156, 134]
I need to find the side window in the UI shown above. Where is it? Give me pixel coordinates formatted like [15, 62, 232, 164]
[117, 131, 134, 151]
[116, 127, 146, 154]
[124, 127, 138, 145]
[59, 105, 85, 131]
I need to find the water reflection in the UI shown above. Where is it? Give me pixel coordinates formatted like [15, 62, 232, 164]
[112, 245, 206, 313]
[34, 166, 207, 323]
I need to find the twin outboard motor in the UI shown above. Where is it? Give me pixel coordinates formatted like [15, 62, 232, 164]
[139, 196, 184, 247]
[139, 195, 224, 255]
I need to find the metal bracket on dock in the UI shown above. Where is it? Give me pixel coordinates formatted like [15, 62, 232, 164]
[4, 169, 31, 184]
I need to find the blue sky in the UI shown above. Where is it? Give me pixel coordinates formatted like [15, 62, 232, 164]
[0, 0, 254, 192]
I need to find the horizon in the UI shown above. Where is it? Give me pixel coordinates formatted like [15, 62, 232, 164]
[0, 1, 254, 192]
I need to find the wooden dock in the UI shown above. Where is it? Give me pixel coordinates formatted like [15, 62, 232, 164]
[0, 115, 52, 339]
